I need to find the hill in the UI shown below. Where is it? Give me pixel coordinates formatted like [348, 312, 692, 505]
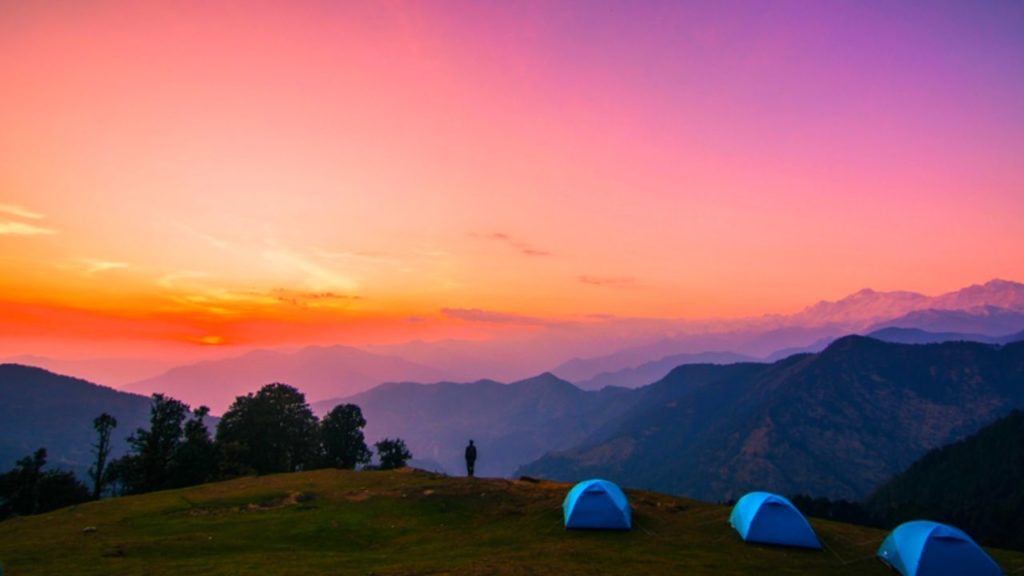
[865, 409, 1024, 551]
[574, 351, 756, 390]
[865, 326, 1024, 346]
[3, 468, 1021, 575]
[126, 345, 447, 414]
[549, 326, 840, 384]
[314, 373, 637, 477]
[869, 306, 1024, 336]
[0, 364, 153, 475]
[0, 355, 173, 389]
[518, 337, 1024, 501]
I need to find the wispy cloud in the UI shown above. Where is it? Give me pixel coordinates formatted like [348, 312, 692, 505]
[171, 221, 234, 251]
[441, 307, 552, 326]
[579, 275, 636, 288]
[317, 249, 396, 264]
[473, 232, 551, 257]
[0, 221, 57, 236]
[263, 246, 360, 292]
[0, 204, 45, 220]
[157, 271, 211, 290]
[265, 288, 361, 308]
[83, 259, 129, 274]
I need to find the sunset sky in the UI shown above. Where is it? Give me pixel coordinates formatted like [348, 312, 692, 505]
[2, 1, 1023, 360]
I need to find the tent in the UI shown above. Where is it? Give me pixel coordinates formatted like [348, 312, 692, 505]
[563, 479, 631, 530]
[729, 491, 821, 549]
[877, 520, 1002, 576]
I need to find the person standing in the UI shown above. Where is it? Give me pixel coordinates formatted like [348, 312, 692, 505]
[465, 440, 477, 477]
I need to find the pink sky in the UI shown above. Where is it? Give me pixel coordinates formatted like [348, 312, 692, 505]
[1, 0, 1022, 360]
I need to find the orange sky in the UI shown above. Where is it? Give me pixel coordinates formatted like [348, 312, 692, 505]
[2, 1, 1023, 359]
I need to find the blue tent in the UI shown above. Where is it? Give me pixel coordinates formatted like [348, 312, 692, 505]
[729, 491, 821, 549]
[877, 521, 1002, 576]
[563, 479, 631, 530]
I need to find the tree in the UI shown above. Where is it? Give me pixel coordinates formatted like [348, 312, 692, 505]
[375, 438, 412, 470]
[106, 394, 217, 495]
[128, 394, 189, 493]
[7, 448, 46, 515]
[321, 404, 371, 469]
[172, 406, 219, 487]
[216, 383, 321, 475]
[0, 448, 89, 519]
[89, 413, 117, 499]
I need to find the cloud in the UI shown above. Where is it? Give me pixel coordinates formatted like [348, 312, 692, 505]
[0, 204, 45, 220]
[474, 232, 551, 257]
[579, 275, 636, 288]
[0, 221, 57, 236]
[171, 221, 234, 251]
[441, 307, 552, 325]
[266, 288, 361, 308]
[317, 249, 397, 264]
[157, 271, 211, 290]
[83, 259, 129, 274]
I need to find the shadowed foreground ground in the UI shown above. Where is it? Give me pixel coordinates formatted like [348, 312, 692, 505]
[1, 468, 1021, 575]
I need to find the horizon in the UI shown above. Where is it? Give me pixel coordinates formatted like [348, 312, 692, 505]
[3, 275, 1023, 406]
[3, 1, 1024, 370]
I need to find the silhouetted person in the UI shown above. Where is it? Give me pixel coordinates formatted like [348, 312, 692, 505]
[465, 439, 477, 477]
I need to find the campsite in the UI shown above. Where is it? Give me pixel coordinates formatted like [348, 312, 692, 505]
[1, 469, 1021, 575]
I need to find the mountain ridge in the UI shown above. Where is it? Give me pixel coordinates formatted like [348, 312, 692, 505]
[125, 344, 449, 414]
[519, 336, 1024, 501]
[314, 372, 637, 478]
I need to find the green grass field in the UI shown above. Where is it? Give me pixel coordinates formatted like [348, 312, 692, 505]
[1, 469, 1021, 575]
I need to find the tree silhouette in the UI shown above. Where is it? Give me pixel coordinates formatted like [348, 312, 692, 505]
[129, 394, 189, 492]
[321, 404, 371, 469]
[0, 448, 89, 518]
[375, 438, 412, 470]
[106, 394, 217, 494]
[216, 383, 321, 474]
[89, 413, 117, 499]
[172, 406, 218, 486]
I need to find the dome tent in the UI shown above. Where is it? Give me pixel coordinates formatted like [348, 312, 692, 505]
[562, 479, 631, 530]
[729, 492, 821, 549]
[877, 520, 1002, 576]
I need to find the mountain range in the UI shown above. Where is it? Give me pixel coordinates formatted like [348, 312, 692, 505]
[5, 331, 1024, 506]
[552, 280, 1024, 386]
[518, 336, 1024, 501]
[125, 345, 447, 414]
[313, 373, 637, 477]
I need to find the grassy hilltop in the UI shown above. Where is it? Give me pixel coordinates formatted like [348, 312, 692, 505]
[1, 469, 1022, 576]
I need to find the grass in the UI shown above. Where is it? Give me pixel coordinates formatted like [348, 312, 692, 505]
[1, 469, 1021, 575]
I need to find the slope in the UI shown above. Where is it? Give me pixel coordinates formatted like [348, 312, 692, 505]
[0, 364, 153, 474]
[865, 409, 1024, 551]
[5, 468, 1022, 575]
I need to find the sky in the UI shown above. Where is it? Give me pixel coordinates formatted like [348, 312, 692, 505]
[1, 0, 1023, 361]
